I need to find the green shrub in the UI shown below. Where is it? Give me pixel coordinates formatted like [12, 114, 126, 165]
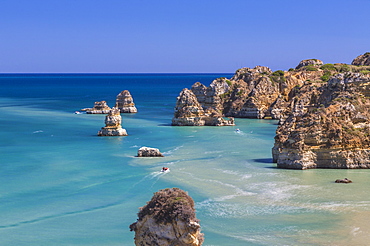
[338, 64, 351, 72]
[320, 71, 332, 82]
[271, 70, 285, 76]
[320, 64, 336, 71]
[305, 65, 318, 71]
[225, 80, 232, 86]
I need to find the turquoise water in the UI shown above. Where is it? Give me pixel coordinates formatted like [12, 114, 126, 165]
[1, 74, 370, 245]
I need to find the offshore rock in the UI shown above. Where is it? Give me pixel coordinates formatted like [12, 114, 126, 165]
[115, 90, 137, 113]
[137, 147, 164, 157]
[81, 101, 111, 114]
[273, 72, 370, 169]
[351, 52, 370, 66]
[130, 188, 204, 246]
[97, 108, 128, 136]
[172, 88, 234, 126]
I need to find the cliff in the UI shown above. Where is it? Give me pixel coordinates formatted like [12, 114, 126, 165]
[97, 108, 128, 136]
[130, 188, 203, 246]
[115, 90, 138, 113]
[172, 60, 328, 124]
[273, 72, 370, 169]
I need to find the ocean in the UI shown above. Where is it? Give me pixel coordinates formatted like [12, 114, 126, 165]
[0, 74, 370, 246]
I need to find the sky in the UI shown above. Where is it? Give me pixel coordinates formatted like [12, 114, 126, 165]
[0, 0, 369, 73]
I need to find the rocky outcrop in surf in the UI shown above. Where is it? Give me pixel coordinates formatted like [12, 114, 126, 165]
[81, 101, 111, 114]
[130, 188, 203, 246]
[137, 147, 164, 157]
[115, 90, 137, 113]
[97, 108, 128, 136]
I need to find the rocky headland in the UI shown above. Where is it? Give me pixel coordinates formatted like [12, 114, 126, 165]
[97, 108, 128, 136]
[115, 90, 138, 113]
[130, 188, 203, 246]
[173, 52, 370, 169]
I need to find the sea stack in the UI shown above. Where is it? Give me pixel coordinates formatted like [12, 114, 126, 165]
[97, 108, 128, 136]
[81, 101, 112, 114]
[130, 188, 204, 246]
[115, 90, 137, 113]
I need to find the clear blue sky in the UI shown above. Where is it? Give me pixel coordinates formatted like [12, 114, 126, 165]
[1, 0, 369, 73]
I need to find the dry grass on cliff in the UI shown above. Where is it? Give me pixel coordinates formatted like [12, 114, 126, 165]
[135, 188, 198, 224]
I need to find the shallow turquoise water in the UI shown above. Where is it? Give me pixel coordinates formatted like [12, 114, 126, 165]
[1, 74, 370, 245]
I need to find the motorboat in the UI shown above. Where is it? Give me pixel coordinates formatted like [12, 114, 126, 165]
[161, 167, 170, 172]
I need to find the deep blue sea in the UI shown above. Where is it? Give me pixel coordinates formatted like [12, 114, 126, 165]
[1, 74, 370, 245]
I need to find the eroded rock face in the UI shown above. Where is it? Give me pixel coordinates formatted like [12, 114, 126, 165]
[115, 90, 137, 113]
[352, 52, 370, 66]
[130, 188, 204, 246]
[137, 147, 164, 157]
[173, 64, 325, 123]
[172, 88, 235, 126]
[81, 101, 111, 114]
[273, 72, 370, 169]
[97, 108, 128, 136]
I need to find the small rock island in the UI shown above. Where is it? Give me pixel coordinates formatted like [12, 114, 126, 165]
[97, 108, 128, 136]
[130, 188, 204, 246]
[82, 101, 111, 114]
[115, 90, 137, 113]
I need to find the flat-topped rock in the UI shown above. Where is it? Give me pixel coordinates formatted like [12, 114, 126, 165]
[81, 101, 111, 114]
[137, 147, 164, 157]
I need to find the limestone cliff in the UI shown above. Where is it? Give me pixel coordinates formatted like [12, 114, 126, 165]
[81, 101, 111, 114]
[130, 188, 204, 246]
[172, 87, 235, 126]
[172, 61, 326, 124]
[97, 108, 128, 136]
[115, 90, 138, 113]
[273, 72, 370, 169]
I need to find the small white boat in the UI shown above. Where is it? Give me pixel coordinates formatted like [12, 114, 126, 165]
[75, 111, 83, 114]
[235, 128, 240, 133]
[161, 167, 170, 172]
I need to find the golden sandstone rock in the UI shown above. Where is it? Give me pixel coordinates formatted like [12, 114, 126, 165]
[97, 108, 128, 136]
[130, 188, 203, 246]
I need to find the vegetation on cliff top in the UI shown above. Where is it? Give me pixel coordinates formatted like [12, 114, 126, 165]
[134, 188, 197, 225]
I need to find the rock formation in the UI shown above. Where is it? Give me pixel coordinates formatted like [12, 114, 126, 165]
[352, 52, 370, 66]
[81, 101, 111, 114]
[137, 147, 164, 157]
[97, 108, 128, 136]
[130, 188, 204, 246]
[172, 87, 235, 126]
[295, 59, 324, 69]
[172, 62, 327, 123]
[335, 178, 352, 183]
[272, 72, 370, 169]
[115, 90, 137, 113]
